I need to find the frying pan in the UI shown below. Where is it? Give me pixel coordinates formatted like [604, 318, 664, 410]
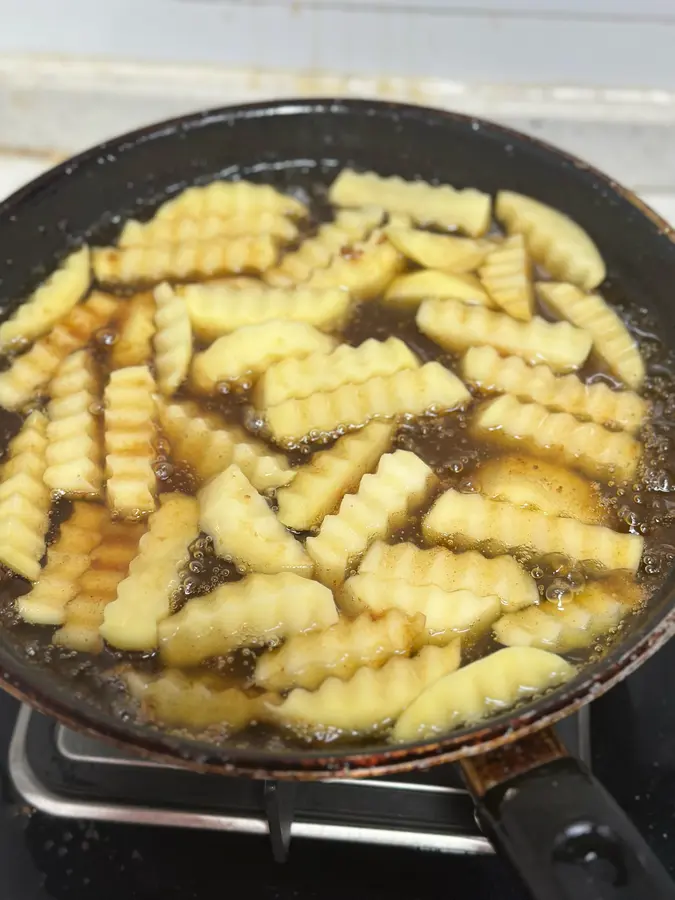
[0, 98, 674, 899]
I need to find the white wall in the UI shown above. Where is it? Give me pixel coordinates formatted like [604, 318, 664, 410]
[0, 0, 674, 88]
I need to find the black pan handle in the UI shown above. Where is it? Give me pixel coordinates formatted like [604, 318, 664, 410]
[461, 727, 675, 900]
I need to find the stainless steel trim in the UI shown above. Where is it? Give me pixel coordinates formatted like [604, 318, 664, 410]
[12, 708, 493, 854]
[323, 778, 464, 795]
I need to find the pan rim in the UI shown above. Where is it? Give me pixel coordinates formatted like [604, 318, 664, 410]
[1, 95, 675, 777]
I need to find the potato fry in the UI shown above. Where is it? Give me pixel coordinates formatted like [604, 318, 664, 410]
[462, 345, 646, 433]
[384, 270, 493, 308]
[0, 411, 50, 581]
[157, 399, 293, 492]
[153, 284, 192, 397]
[423, 489, 643, 573]
[477, 455, 605, 525]
[119, 211, 298, 247]
[417, 298, 592, 373]
[16, 502, 107, 625]
[494, 577, 644, 653]
[479, 234, 533, 321]
[191, 322, 335, 393]
[0, 246, 90, 351]
[93, 235, 278, 285]
[303, 239, 403, 300]
[393, 647, 575, 741]
[109, 291, 155, 369]
[537, 282, 644, 390]
[255, 609, 426, 692]
[159, 572, 338, 667]
[342, 576, 501, 644]
[125, 669, 270, 731]
[0, 292, 119, 411]
[254, 337, 419, 409]
[44, 350, 104, 498]
[265, 207, 384, 287]
[272, 641, 460, 736]
[199, 465, 312, 576]
[386, 227, 488, 274]
[329, 169, 491, 237]
[276, 422, 395, 531]
[53, 518, 146, 653]
[99, 494, 199, 651]
[104, 365, 157, 518]
[496, 191, 605, 290]
[353, 541, 538, 610]
[474, 395, 641, 483]
[153, 180, 307, 221]
[265, 361, 470, 447]
[181, 283, 350, 341]
[306, 450, 436, 589]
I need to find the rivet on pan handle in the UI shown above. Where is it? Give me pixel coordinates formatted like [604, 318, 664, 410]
[461, 726, 675, 900]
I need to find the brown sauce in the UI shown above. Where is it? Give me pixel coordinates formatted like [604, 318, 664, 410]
[1, 195, 675, 751]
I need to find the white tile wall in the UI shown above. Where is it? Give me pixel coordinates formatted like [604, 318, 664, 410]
[1, 0, 675, 88]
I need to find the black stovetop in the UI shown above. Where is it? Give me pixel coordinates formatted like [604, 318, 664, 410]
[1, 637, 674, 900]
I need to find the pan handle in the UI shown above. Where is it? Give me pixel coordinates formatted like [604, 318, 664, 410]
[461, 727, 675, 900]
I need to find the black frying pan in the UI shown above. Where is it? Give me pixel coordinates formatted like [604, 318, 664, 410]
[0, 99, 674, 900]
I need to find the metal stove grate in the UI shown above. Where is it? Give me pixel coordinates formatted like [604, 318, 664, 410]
[9, 705, 591, 860]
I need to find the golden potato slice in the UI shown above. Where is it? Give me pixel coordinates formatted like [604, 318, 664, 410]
[153, 180, 307, 221]
[109, 291, 155, 369]
[329, 169, 491, 237]
[424, 489, 643, 573]
[479, 234, 533, 321]
[384, 270, 493, 308]
[387, 227, 488, 274]
[153, 284, 192, 397]
[496, 191, 605, 290]
[304, 238, 403, 300]
[119, 211, 298, 247]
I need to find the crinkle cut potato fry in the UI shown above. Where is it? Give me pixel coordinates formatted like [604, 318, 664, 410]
[264, 361, 470, 447]
[306, 449, 436, 590]
[125, 670, 271, 732]
[0, 411, 50, 582]
[191, 321, 336, 394]
[100, 494, 199, 651]
[119, 211, 299, 248]
[341, 575, 501, 644]
[393, 647, 576, 741]
[474, 394, 641, 483]
[0, 246, 91, 351]
[476, 455, 606, 525]
[462, 345, 646, 433]
[478, 233, 534, 321]
[494, 577, 645, 653]
[386, 227, 489, 274]
[103, 365, 157, 518]
[92, 235, 279, 285]
[254, 609, 427, 692]
[152, 180, 308, 221]
[417, 298, 592, 373]
[353, 541, 538, 611]
[537, 281, 645, 390]
[109, 291, 155, 369]
[424, 490, 644, 574]
[181, 283, 350, 341]
[0, 292, 119, 412]
[157, 399, 293, 492]
[253, 337, 419, 410]
[303, 238, 403, 300]
[199, 465, 312, 576]
[153, 283, 192, 397]
[272, 641, 460, 737]
[384, 270, 493, 308]
[265, 206, 384, 287]
[495, 190, 606, 291]
[329, 169, 491, 237]
[16, 502, 107, 626]
[159, 572, 338, 668]
[53, 518, 146, 653]
[44, 349, 104, 499]
[276, 422, 395, 531]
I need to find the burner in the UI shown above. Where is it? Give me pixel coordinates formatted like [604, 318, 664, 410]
[9, 705, 591, 861]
